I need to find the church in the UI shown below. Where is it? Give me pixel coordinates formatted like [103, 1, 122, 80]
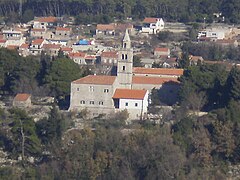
[69, 30, 183, 119]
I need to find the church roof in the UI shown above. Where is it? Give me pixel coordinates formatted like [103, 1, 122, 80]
[133, 67, 184, 76]
[113, 89, 147, 100]
[72, 75, 116, 85]
[132, 76, 180, 85]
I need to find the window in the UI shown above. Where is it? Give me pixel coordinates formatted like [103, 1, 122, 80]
[89, 86, 94, 92]
[80, 100, 85, 104]
[135, 103, 138, 107]
[90, 101, 94, 105]
[104, 89, 109, 93]
[123, 66, 126, 71]
[99, 101, 103, 105]
[125, 54, 127, 59]
[122, 54, 124, 59]
[125, 102, 128, 106]
[77, 88, 80, 91]
[123, 43, 126, 48]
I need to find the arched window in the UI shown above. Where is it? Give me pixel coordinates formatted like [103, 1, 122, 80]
[125, 54, 128, 59]
[122, 54, 124, 59]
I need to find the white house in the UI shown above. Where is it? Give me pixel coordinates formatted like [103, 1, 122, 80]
[113, 89, 148, 119]
[141, 18, 164, 34]
[33, 16, 57, 29]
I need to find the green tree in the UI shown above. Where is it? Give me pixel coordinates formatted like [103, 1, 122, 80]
[9, 108, 41, 160]
[45, 58, 83, 97]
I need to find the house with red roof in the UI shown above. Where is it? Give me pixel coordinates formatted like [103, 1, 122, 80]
[96, 24, 116, 37]
[33, 16, 57, 29]
[68, 52, 87, 65]
[18, 43, 30, 57]
[142, 17, 164, 34]
[154, 47, 170, 57]
[42, 43, 61, 56]
[69, 30, 183, 119]
[13, 93, 31, 108]
[29, 38, 46, 55]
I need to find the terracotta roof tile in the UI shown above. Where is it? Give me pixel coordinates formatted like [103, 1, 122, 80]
[73, 75, 116, 85]
[20, 43, 29, 49]
[143, 18, 160, 23]
[132, 76, 179, 85]
[32, 39, 44, 45]
[101, 51, 118, 58]
[133, 67, 184, 76]
[56, 27, 71, 31]
[14, 93, 31, 101]
[113, 89, 147, 99]
[69, 52, 86, 58]
[61, 47, 72, 52]
[42, 44, 61, 49]
[36, 16, 57, 23]
[154, 47, 169, 52]
[97, 24, 115, 31]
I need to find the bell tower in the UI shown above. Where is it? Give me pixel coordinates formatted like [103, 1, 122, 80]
[117, 29, 133, 89]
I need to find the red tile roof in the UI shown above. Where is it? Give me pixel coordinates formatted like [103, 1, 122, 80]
[0, 39, 6, 43]
[20, 43, 29, 49]
[32, 39, 44, 45]
[42, 44, 61, 49]
[56, 27, 71, 31]
[73, 75, 116, 85]
[101, 51, 118, 58]
[69, 52, 86, 58]
[36, 16, 57, 23]
[132, 76, 179, 85]
[113, 89, 147, 100]
[14, 93, 31, 101]
[154, 47, 169, 52]
[61, 47, 72, 52]
[143, 18, 160, 23]
[133, 67, 184, 76]
[97, 24, 115, 31]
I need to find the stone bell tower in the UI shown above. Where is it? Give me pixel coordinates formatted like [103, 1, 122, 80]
[117, 29, 133, 89]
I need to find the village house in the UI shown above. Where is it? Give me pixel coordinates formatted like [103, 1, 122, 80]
[42, 44, 61, 56]
[33, 16, 57, 29]
[96, 24, 116, 37]
[198, 27, 232, 40]
[29, 38, 46, 55]
[60, 47, 73, 55]
[2, 29, 26, 46]
[68, 52, 87, 65]
[13, 93, 32, 108]
[100, 51, 119, 67]
[55, 27, 71, 37]
[30, 28, 46, 39]
[19, 43, 30, 57]
[154, 47, 170, 58]
[141, 18, 164, 34]
[69, 30, 183, 119]
[112, 89, 148, 119]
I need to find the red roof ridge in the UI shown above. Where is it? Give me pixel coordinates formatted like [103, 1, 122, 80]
[73, 75, 116, 85]
[113, 89, 147, 100]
